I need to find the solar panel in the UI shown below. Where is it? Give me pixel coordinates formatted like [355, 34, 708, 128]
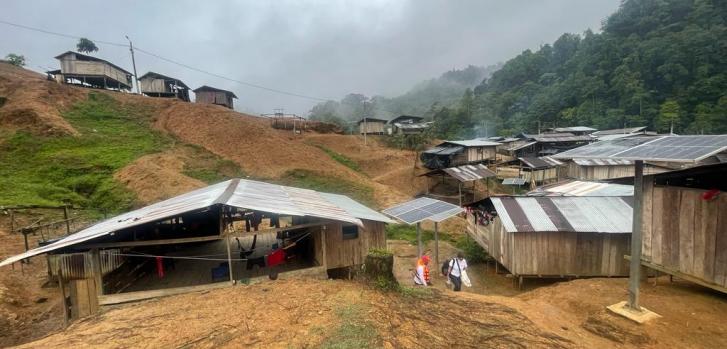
[553, 135, 727, 162]
[382, 197, 464, 224]
[502, 178, 527, 185]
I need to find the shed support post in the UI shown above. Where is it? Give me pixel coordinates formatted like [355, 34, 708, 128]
[57, 270, 69, 328]
[458, 183, 462, 206]
[416, 222, 422, 259]
[226, 236, 234, 284]
[434, 222, 439, 266]
[627, 160, 644, 310]
[63, 205, 71, 234]
[91, 248, 103, 296]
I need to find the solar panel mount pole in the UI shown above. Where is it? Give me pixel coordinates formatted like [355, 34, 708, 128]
[434, 222, 439, 266]
[627, 160, 644, 310]
[416, 222, 422, 258]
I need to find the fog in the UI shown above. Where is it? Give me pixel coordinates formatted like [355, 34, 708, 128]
[1, 0, 620, 115]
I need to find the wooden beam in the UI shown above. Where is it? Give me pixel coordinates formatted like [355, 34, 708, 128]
[625, 256, 727, 294]
[82, 222, 326, 249]
[98, 282, 233, 306]
[90, 248, 103, 296]
[57, 272, 69, 328]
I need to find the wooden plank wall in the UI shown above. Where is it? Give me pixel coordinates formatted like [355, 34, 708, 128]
[643, 184, 727, 288]
[466, 212, 630, 277]
[359, 122, 385, 134]
[324, 220, 385, 269]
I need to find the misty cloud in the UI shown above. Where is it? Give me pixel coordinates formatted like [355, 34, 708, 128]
[1, 0, 619, 115]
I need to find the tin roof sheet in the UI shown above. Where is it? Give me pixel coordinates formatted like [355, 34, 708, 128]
[0, 179, 390, 267]
[441, 140, 501, 147]
[490, 196, 632, 233]
[518, 156, 564, 169]
[572, 158, 634, 166]
[441, 164, 496, 182]
[528, 180, 634, 197]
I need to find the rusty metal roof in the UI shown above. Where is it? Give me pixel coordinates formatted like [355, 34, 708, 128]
[0, 179, 391, 267]
[442, 164, 496, 182]
[490, 196, 632, 234]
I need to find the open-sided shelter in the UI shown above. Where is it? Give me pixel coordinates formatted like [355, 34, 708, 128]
[53, 51, 132, 91]
[389, 115, 430, 135]
[420, 164, 496, 205]
[0, 179, 393, 320]
[139, 72, 190, 101]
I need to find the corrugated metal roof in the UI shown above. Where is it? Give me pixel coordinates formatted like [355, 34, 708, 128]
[422, 145, 465, 155]
[502, 178, 527, 185]
[441, 140, 501, 147]
[490, 197, 632, 233]
[518, 156, 564, 169]
[319, 193, 394, 224]
[507, 141, 537, 151]
[594, 133, 643, 141]
[532, 135, 594, 142]
[442, 164, 496, 182]
[572, 158, 634, 166]
[382, 197, 463, 224]
[592, 126, 647, 136]
[0, 179, 391, 267]
[394, 122, 432, 130]
[553, 126, 597, 132]
[528, 180, 634, 197]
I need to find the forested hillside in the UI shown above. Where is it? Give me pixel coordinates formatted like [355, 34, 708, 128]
[473, 0, 727, 135]
[308, 64, 500, 130]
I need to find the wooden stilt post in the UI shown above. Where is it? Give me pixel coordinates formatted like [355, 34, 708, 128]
[57, 270, 69, 328]
[627, 160, 644, 310]
[91, 248, 103, 297]
[63, 205, 71, 234]
[434, 222, 439, 266]
[226, 236, 234, 284]
[416, 222, 422, 259]
[458, 183, 462, 206]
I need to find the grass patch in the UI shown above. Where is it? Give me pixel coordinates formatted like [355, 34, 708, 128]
[277, 169, 375, 207]
[385, 223, 455, 245]
[455, 234, 490, 263]
[180, 145, 245, 184]
[0, 92, 171, 213]
[368, 247, 393, 258]
[311, 144, 361, 172]
[320, 304, 381, 349]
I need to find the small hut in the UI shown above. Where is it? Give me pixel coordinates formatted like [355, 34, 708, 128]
[420, 139, 501, 169]
[139, 72, 190, 101]
[496, 157, 565, 187]
[420, 164, 496, 205]
[357, 117, 387, 135]
[389, 115, 429, 135]
[566, 159, 670, 180]
[53, 51, 132, 91]
[193, 85, 237, 109]
[466, 196, 633, 286]
[510, 132, 594, 158]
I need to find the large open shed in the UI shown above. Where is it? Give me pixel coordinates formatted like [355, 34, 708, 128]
[0, 179, 392, 321]
[420, 164, 496, 205]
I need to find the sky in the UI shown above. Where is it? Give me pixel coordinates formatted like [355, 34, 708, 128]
[1, 0, 621, 115]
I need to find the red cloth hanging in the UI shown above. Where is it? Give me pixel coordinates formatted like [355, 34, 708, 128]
[267, 249, 286, 267]
[156, 256, 165, 278]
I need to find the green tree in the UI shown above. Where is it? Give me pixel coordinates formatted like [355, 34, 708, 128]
[4, 53, 25, 67]
[658, 100, 681, 134]
[77, 38, 99, 54]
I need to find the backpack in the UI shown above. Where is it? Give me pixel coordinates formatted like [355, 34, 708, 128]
[441, 259, 451, 276]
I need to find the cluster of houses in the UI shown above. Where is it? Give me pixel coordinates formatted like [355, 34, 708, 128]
[357, 115, 432, 136]
[47, 51, 238, 109]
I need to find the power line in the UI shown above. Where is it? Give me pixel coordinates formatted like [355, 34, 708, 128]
[0, 19, 330, 102]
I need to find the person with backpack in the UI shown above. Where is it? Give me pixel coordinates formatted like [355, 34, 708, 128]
[413, 255, 431, 286]
[447, 252, 468, 292]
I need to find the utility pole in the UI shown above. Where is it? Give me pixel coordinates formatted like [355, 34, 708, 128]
[125, 35, 140, 94]
[362, 101, 368, 145]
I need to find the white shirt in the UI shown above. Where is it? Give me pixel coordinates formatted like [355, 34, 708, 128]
[414, 265, 427, 286]
[448, 258, 468, 277]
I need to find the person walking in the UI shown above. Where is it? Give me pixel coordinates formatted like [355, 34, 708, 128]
[447, 252, 468, 292]
[413, 255, 431, 287]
